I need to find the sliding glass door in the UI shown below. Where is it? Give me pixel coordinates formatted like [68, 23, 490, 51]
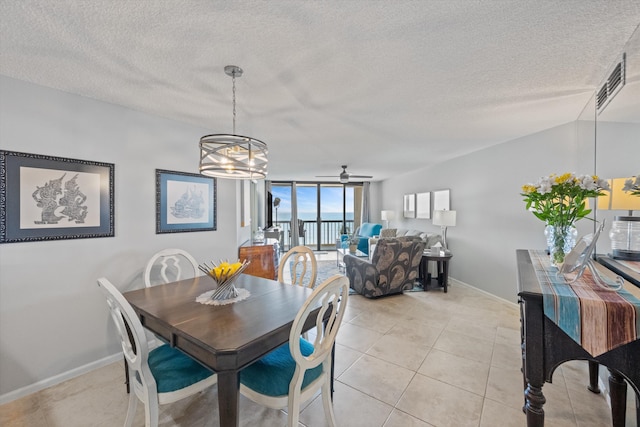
[269, 182, 361, 251]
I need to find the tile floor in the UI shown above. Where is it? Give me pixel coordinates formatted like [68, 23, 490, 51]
[1, 253, 636, 426]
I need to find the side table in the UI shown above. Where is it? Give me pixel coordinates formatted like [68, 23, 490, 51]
[336, 247, 367, 272]
[420, 251, 453, 292]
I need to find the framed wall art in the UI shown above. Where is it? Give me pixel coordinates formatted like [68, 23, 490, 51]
[432, 189, 451, 211]
[416, 192, 431, 219]
[403, 193, 416, 218]
[0, 150, 114, 243]
[156, 169, 216, 234]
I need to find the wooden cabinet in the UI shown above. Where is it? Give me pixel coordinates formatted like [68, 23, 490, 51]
[238, 238, 280, 280]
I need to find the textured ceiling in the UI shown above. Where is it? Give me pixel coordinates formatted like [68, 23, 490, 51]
[1, 1, 639, 181]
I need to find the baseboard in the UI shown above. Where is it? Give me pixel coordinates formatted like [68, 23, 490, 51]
[0, 353, 122, 405]
[450, 277, 519, 308]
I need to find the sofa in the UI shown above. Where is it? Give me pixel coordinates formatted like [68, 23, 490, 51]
[369, 228, 442, 255]
[344, 237, 425, 298]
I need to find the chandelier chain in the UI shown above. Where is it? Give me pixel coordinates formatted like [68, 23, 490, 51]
[232, 71, 236, 134]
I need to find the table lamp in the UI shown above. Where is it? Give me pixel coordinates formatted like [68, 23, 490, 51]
[432, 210, 456, 251]
[381, 210, 395, 229]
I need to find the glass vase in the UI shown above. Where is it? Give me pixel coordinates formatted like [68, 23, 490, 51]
[544, 224, 578, 267]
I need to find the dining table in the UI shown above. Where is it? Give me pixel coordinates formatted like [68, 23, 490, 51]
[123, 273, 324, 427]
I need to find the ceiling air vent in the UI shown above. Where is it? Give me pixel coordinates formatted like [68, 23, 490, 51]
[597, 53, 626, 114]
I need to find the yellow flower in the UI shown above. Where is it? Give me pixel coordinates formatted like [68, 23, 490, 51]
[555, 173, 573, 184]
[521, 184, 537, 193]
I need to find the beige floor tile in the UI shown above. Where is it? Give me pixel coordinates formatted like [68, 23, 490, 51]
[418, 348, 490, 396]
[491, 341, 523, 370]
[396, 374, 483, 427]
[383, 408, 436, 427]
[338, 354, 415, 406]
[495, 325, 521, 347]
[480, 398, 526, 427]
[300, 381, 393, 427]
[485, 364, 527, 411]
[333, 342, 363, 377]
[349, 310, 402, 334]
[433, 329, 494, 364]
[445, 316, 497, 343]
[336, 322, 383, 353]
[366, 334, 431, 371]
[385, 321, 444, 348]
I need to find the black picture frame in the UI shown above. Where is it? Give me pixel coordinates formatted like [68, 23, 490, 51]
[156, 169, 216, 234]
[0, 150, 114, 243]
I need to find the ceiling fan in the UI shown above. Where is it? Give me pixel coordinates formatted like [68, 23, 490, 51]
[316, 165, 373, 183]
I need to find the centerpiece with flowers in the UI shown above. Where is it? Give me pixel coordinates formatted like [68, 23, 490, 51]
[198, 259, 250, 301]
[521, 172, 610, 266]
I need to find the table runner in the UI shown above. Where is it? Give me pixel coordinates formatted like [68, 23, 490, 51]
[528, 250, 640, 357]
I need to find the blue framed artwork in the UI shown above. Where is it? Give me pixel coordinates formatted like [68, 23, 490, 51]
[156, 169, 216, 234]
[0, 150, 114, 243]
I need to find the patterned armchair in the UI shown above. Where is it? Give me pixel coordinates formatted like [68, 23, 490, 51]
[344, 237, 425, 298]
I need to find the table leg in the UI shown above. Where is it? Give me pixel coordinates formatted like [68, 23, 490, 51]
[218, 371, 240, 427]
[524, 382, 546, 427]
[442, 260, 449, 293]
[609, 369, 627, 427]
[588, 361, 600, 394]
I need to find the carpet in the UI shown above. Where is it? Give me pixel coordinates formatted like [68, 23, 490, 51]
[315, 260, 343, 285]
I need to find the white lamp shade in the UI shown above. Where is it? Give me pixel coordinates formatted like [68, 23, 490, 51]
[433, 210, 457, 227]
[381, 210, 395, 221]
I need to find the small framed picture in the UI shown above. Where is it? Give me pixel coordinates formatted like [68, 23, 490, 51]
[403, 194, 416, 218]
[0, 150, 114, 243]
[156, 169, 216, 234]
[416, 192, 431, 219]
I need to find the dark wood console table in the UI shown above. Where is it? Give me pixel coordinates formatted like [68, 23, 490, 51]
[517, 249, 640, 427]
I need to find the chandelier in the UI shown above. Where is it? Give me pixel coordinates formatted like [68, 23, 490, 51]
[199, 65, 268, 179]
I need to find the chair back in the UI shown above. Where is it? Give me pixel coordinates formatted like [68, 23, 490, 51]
[289, 274, 349, 375]
[278, 246, 318, 288]
[144, 248, 200, 287]
[371, 238, 425, 289]
[97, 278, 157, 403]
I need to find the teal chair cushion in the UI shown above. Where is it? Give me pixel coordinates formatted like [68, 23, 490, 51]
[148, 344, 215, 393]
[240, 338, 323, 397]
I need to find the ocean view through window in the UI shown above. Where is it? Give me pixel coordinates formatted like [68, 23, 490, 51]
[270, 182, 361, 250]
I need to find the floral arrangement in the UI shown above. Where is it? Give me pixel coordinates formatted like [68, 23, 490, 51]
[198, 259, 250, 300]
[623, 175, 640, 196]
[521, 173, 610, 265]
[521, 173, 610, 227]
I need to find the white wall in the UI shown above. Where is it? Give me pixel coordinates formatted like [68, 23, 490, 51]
[0, 77, 247, 399]
[380, 123, 585, 302]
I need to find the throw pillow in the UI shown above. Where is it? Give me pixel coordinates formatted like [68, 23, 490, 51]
[380, 228, 397, 238]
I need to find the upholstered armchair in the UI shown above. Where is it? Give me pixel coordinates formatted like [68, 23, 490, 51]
[353, 222, 382, 255]
[344, 237, 425, 298]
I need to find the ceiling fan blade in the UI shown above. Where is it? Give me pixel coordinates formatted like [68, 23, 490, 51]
[349, 174, 373, 178]
[315, 175, 340, 177]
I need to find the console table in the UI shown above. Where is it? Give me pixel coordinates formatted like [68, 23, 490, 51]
[517, 249, 640, 427]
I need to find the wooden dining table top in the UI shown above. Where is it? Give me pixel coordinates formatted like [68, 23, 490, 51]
[122, 273, 316, 372]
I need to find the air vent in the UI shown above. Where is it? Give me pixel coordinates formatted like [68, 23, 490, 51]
[597, 53, 626, 113]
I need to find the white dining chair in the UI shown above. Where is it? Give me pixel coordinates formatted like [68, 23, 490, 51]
[143, 248, 200, 287]
[97, 278, 217, 427]
[239, 274, 349, 427]
[278, 245, 318, 289]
